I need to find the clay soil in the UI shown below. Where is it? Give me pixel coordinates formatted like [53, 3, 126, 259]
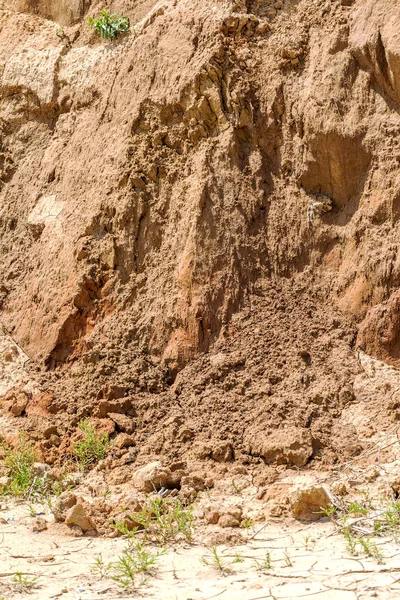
[1, 0, 400, 597]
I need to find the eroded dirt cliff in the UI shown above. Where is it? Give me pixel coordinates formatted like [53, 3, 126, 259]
[1, 0, 400, 472]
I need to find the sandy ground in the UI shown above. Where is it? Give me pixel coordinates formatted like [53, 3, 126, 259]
[1, 500, 400, 600]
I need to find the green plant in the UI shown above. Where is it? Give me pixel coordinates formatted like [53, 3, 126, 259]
[320, 504, 337, 521]
[254, 551, 272, 571]
[109, 542, 163, 589]
[88, 11, 129, 39]
[2, 434, 37, 496]
[347, 502, 369, 517]
[241, 518, 254, 530]
[125, 497, 194, 544]
[91, 554, 110, 579]
[27, 503, 37, 517]
[231, 479, 242, 495]
[73, 419, 109, 470]
[358, 538, 384, 563]
[283, 549, 292, 567]
[12, 572, 38, 592]
[201, 545, 232, 574]
[233, 552, 244, 564]
[303, 535, 311, 550]
[343, 527, 358, 556]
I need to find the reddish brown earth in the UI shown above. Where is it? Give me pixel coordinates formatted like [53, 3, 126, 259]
[1, 0, 400, 474]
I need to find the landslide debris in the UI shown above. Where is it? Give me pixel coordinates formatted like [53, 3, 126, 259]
[0, 0, 400, 481]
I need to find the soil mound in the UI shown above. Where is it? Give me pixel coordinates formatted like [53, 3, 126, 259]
[1, 0, 400, 471]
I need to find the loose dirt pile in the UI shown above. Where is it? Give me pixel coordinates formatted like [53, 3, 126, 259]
[0, 0, 400, 484]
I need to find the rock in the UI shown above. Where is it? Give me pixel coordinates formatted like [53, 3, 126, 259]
[331, 481, 347, 496]
[225, 506, 243, 521]
[247, 427, 313, 467]
[218, 513, 240, 528]
[204, 504, 242, 527]
[192, 442, 212, 459]
[32, 517, 47, 532]
[32, 462, 52, 478]
[0, 476, 11, 488]
[108, 413, 135, 434]
[212, 443, 233, 462]
[9, 392, 29, 416]
[68, 524, 84, 537]
[132, 461, 173, 492]
[119, 447, 138, 464]
[65, 504, 96, 532]
[180, 474, 206, 491]
[365, 466, 380, 482]
[204, 506, 222, 525]
[289, 483, 331, 521]
[115, 433, 135, 449]
[52, 492, 77, 522]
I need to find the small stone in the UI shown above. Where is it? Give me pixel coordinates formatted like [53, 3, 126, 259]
[52, 491, 77, 522]
[204, 506, 222, 525]
[331, 481, 347, 496]
[32, 517, 47, 532]
[192, 442, 212, 459]
[32, 462, 52, 478]
[211, 443, 233, 462]
[65, 504, 96, 532]
[218, 514, 240, 528]
[289, 483, 331, 521]
[132, 461, 173, 492]
[115, 433, 135, 449]
[0, 476, 12, 488]
[108, 413, 135, 434]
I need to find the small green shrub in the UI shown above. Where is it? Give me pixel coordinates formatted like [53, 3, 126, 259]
[12, 572, 38, 592]
[115, 497, 194, 544]
[88, 11, 129, 39]
[1, 434, 36, 495]
[201, 545, 233, 574]
[73, 419, 109, 470]
[254, 551, 272, 571]
[92, 542, 163, 591]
